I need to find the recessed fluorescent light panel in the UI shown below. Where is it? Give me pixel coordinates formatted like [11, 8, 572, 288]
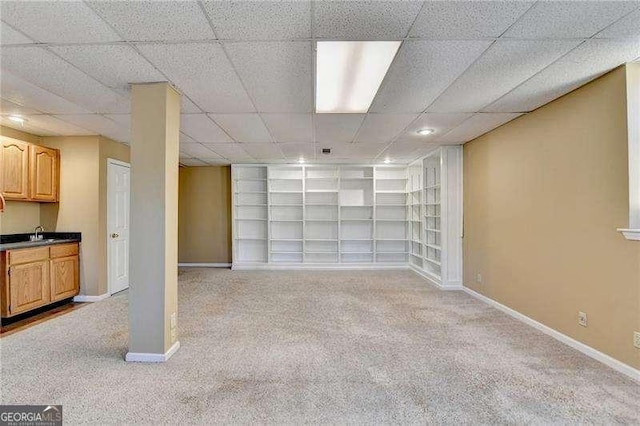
[316, 41, 401, 113]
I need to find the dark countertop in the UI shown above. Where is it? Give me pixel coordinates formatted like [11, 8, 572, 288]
[0, 232, 81, 252]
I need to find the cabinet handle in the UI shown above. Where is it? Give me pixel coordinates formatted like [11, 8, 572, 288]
[111, 233, 119, 238]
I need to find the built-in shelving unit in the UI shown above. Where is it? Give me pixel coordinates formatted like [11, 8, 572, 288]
[375, 166, 408, 263]
[423, 154, 441, 278]
[340, 166, 374, 263]
[305, 166, 339, 263]
[233, 166, 268, 263]
[269, 166, 304, 263]
[232, 157, 461, 283]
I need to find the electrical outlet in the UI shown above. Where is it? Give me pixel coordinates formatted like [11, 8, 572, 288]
[578, 311, 587, 327]
[476, 273, 482, 284]
[634, 331, 640, 349]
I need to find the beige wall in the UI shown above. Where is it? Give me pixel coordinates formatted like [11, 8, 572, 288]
[40, 135, 130, 297]
[463, 66, 640, 370]
[178, 166, 231, 264]
[0, 126, 43, 233]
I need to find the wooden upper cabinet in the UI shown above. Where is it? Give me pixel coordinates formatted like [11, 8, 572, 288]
[0, 139, 30, 200]
[29, 145, 58, 202]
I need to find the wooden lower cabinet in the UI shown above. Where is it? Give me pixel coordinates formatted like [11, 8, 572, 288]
[1, 243, 80, 318]
[8, 260, 50, 316]
[50, 256, 79, 302]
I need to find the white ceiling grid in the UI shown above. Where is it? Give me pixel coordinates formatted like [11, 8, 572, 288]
[0, 0, 637, 165]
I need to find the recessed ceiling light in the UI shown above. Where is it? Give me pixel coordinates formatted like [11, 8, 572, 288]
[417, 128, 434, 136]
[8, 115, 25, 124]
[316, 41, 401, 113]
[384, 158, 391, 164]
[298, 157, 305, 164]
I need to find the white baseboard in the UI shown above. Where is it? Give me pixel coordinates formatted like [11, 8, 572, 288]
[232, 263, 407, 271]
[125, 341, 181, 363]
[409, 265, 463, 290]
[73, 293, 110, 302]
[178, 263, 231, 268]
[463, 287, 640, 383]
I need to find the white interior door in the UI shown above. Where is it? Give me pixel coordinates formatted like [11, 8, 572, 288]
[108, 160, 130, 295]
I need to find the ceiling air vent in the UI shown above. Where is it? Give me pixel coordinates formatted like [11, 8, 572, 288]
[322, 148, 331, 155]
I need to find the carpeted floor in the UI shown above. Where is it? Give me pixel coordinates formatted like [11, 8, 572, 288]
[1, 269, 638, 424]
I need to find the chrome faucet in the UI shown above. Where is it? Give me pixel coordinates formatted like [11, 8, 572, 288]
[31, 225, 45, 241]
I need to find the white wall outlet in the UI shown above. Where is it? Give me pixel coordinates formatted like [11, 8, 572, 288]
[634, 331, 640, 349]
[578, 311, 587, 327]
[476, 273, 482, 284]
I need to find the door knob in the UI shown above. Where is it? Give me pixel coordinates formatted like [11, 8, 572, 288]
[111, 233, 119, 238]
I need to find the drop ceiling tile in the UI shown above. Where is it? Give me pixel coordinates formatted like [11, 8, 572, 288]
[316, 142, 385, 159]
[0, 98, 42, 116]
[50, 45, 166, 92]
[209, 114, 272, 143]
[398, 113, 473, 142]
[87, 0, 214, 41]
[437, 113, 523, 144]
[137, 43, 254, 113]
[353, 114, 418, 143]
[485, 39, 640, 113]
[595, 9, 640, 38]
[313, 1, 422, 40]
[410, 1, 533, 38]
[0, 71, 91, 114]
[1, 1, 120, 43]
[10, 114, 93, 136]
[503, 1, 638, 39]
[315, 114, 366, 143]
[0, 21, 33, 45]
[240, 143, 284, 160]
[102, 114, 130, 129]
[180, 158, 209, 167]
[180, 132, 198, 145]
[226, 42, 312, 112]
[279, 143, 316, 159]
[370, 40, 492, 113]
[428, 39, 581, 113]
[1, 47, 128, 113]
[381, 140, 433, 158]
[181, 97, 201, 113]
[202, 1, 311, 40]
[202, 143, 253, 160]
[262, 114, 313, 143]
[53, 114, 128, 141]
[180, 142, 222, 158]
[203, 158, 232, 166]
[181, 114, 233, 143]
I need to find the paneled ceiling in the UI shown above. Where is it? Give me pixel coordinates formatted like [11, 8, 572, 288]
[1, 0, 639, 165]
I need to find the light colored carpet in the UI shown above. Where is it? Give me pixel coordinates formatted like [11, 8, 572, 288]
[1, 269, 638, 424]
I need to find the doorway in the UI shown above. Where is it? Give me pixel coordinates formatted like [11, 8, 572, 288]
[107, 159, 130, 295]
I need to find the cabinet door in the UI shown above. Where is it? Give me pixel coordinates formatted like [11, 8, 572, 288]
[29, 145, 58, 202]
[50, 256, 79, 302]
[8, 260, 50, 315]
[0, 139, 30, 200]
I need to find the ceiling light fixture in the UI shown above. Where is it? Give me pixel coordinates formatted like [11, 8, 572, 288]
[316, 41, 401, 113]
[384, 158, 391, 164]
[298, 157, 305, 164]
[417, 128, 434, 136]
[8, 115, 25, 124]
